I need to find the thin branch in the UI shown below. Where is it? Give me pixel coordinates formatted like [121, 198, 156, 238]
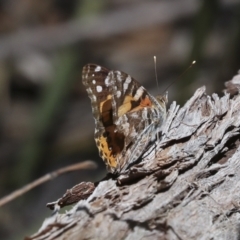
[0, 160, 97, 207]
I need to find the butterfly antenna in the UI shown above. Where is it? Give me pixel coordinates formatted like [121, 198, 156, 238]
[153, 56, 159, 92]
[153, 56, 160, 154]
[161, 60, 196, 94]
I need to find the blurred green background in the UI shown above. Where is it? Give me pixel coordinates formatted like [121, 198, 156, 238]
[0, 0, 239, 239]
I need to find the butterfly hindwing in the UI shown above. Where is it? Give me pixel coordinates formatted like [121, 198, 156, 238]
[82, 64, 120, 170]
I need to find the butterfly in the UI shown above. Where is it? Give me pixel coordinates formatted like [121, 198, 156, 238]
[82, 64, 167, 174]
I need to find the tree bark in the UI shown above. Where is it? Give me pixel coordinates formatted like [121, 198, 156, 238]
[27, 72, 240, 240]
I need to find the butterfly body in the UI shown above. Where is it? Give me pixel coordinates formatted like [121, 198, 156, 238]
[82, 64, 167, 174]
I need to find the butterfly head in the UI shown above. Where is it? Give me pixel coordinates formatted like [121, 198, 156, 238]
[155, 91, 168, 109]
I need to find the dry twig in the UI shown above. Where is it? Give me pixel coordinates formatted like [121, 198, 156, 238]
[0, 161, 96, 207]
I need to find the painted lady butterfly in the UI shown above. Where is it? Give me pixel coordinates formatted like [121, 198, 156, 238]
[82, 64, 167, 174]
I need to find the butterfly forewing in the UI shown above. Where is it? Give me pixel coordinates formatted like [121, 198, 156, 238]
[82, 63, 167, 174]
[82, 64, 111, 122]
[82, 64, 120, 170]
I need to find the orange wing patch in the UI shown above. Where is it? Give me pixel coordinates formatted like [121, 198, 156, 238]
[118, 94, 153, 116]
[118, 95, 133, 116]
[96, 125, 125, 169]
[96, 135, 117, 168]
[140, 95, 152, 107]
[97, 94, 125, 169]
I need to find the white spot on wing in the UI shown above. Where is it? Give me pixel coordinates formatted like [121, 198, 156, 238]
[87, 88, 93, 95]
[105, 76, 110, 86]
[134, 87, 144, 100]
[123, 82, 128, 92]
[116, 90, 121, 98]
[126, 75, 132, 83]
[118, 116, 130, 132]
[92, 80, 96, 84]
[123, 75, 132, 92]
[95, 66, 101, 72]
[142, 108, 148, 120]
[92, 95, 97, 102]
[96, 85, 102, 92]
[131, 112, 139, 118]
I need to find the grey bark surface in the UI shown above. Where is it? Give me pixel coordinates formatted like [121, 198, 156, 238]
[28, 73, 240, 240]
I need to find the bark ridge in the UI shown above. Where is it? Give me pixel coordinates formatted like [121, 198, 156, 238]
[28, 73, 240, 240]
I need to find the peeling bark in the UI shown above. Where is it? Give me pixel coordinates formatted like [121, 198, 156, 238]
[27, 72, 240, 240]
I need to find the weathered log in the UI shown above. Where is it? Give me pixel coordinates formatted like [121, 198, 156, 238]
[27, 72, 240, 240]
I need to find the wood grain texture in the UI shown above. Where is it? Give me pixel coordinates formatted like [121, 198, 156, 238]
[27, 72, 240, 240]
